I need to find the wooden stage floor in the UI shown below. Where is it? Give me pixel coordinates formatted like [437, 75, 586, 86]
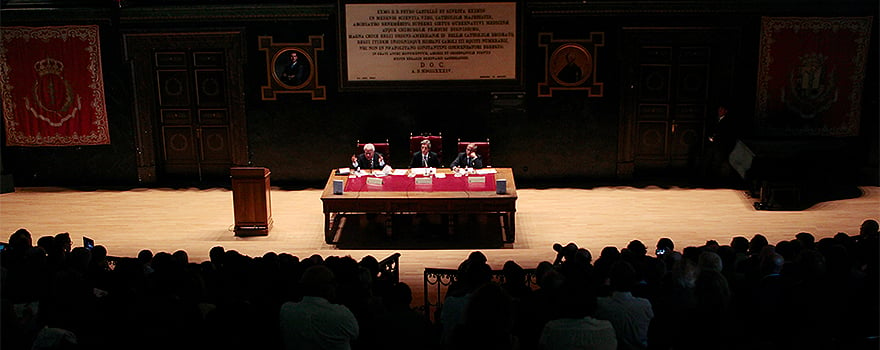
[2, 184, 878, 305]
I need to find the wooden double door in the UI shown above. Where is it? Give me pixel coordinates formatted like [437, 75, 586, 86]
[618, 28, 740, 177]
[125, 32, 248, 184]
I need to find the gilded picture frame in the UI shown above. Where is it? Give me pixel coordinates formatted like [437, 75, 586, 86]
[538, 32, 605, 98]
[259, 35, 326, 101]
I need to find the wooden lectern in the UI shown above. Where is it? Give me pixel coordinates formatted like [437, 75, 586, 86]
[230, 167, 272, 236]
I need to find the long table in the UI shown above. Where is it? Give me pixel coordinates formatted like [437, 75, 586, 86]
[320, 168, 518, 244]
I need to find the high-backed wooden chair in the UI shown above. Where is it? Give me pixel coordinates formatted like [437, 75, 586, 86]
[409, 133, 443, 165]
[457, 138, 490, 167]
[356, 139, 390, 161]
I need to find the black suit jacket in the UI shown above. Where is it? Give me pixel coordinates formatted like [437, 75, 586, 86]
[354, 153, 385, 170]
[709, 115, 739, 154]
[410, 151, 441, 168]
[450, 152, 483, 169]
[281, 61, 309, 85]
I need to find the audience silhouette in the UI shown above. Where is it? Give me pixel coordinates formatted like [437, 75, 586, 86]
[1, 219, 877, 350]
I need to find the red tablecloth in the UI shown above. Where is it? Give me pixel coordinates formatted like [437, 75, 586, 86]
[345, 174, 497, 192]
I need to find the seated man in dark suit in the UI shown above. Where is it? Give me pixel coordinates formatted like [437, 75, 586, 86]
[410, 139, 441, 168]
[450, 143, 483, 170]
[351, 143, 386, 170]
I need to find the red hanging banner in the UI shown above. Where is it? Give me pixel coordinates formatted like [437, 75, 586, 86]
[1, 25, 110, 146]
[756, 17, 873, 137]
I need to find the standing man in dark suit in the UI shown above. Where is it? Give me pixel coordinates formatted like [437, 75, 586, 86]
[410, 139, 441, 168]
[450, 143, 483, 170]
[701, 105, 740, 183]
[352, 143, 386, 170]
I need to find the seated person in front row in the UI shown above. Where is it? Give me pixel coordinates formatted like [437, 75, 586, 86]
[410, 139, 441, 168]
[450, 143, 483, 170]
[351, 143, 386, 170]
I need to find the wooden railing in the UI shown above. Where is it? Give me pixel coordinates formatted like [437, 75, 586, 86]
[377, 252, 402, 284]
[103, 252, 402, 284]
[421, 267, 537, 322]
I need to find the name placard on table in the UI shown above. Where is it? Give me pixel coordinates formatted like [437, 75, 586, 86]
[468, 176, 486, 183]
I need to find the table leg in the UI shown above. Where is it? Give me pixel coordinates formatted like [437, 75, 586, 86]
[324, 212, 334, 244]
[504, 212, 516, 243]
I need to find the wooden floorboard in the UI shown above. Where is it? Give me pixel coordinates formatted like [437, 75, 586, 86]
[2, 184, 878, 307]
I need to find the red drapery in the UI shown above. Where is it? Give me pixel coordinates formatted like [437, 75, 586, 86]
[755, 17, 873, 137]
[1, 25, 109, 146]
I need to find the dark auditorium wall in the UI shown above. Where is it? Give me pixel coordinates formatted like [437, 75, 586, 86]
[1, 0, 877, 188]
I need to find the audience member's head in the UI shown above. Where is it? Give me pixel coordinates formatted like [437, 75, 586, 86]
[54, 232, 71, 254]
[172, 250, 189, 266]
[704, 240, 720, 251]
[300, 264, 337, 300]
[467, 251, 488, 265]
[91, 245, 108, 262]
[749, 234, 769, 256]
[209, 246, 225, 266]
[577, 248, 592, 264]
[698, 251, 723, 272]
[153, 252, 179, 274]
[859, 219, 879, 238]
[682, 246, 703, 265]
[796, 249, 827, 277]
[820, 242, 851, 275]
[68, 247, 91, 272]
[598, 246, 620, 261]
[694, 269, 731, 312]
[137, 249, 153, 264]
[462, 258, 492, 291]
[716, 245, 735, 273]
[385, 282, 414, 309]
[359, 255, 380, 279]
[9, 228, 33, 251]
[502, 260, 525, 285]
[553, 242, 579, 261]
[730, 236, 750, 254]
[609, 261, 638, 292]
[795, 232, 816, 250]
[626, 240, 648, 256]
[558, 285, 597, 319]
[759, 252, 785, 276]
[307, 254, 324, 265]
[464, 282, 512, 328]
[535, 261, 555, 287]
[774, 240, 797, 262]
[656, 237, 674, 253]
[36, 235, 55, 253]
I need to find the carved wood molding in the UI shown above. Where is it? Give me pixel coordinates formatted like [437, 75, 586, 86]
[123, 31, 248, 184]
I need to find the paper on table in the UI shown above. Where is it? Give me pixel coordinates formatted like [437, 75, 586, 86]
[475, 169, 497, 174]
[392, 169, 409, 176]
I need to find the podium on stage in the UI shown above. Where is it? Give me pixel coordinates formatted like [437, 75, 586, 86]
[231, 167, 272, 236]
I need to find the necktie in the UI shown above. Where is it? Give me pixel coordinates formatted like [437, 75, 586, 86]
[423, 156, 428, 167]
[369, 158, 373, 168]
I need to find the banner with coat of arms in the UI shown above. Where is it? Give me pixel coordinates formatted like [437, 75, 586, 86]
[755, 17, 873, 137]
[0, 25, 110, 146]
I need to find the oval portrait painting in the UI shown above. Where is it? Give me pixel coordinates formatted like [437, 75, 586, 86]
[273, 49, 312, 88]
[550, 44, 592, 87]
